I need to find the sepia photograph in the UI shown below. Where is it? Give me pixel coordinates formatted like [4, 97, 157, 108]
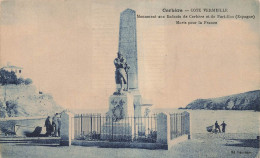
[0, 0, 259, 157]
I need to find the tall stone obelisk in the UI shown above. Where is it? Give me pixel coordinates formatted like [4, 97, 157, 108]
[118, 9, 144, 117]
[118, 9, 138, 90]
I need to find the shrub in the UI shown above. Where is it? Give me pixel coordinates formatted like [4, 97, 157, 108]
[17, 78, 25, 84]
[0, 100, 3, 108]
[134, 130, 157, 143]
[6, 100, 18, 117]
[0, 69, 18, 85]
[0, 69, 33, 85]
[75, 131, 101, 140]
[0, 100, 7, 118]
[24, 78, 33, 85]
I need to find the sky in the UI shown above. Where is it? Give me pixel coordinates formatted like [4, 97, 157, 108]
[0, 0, 259, 110]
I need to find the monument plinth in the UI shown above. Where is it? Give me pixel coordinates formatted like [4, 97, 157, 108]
[101, 93, 135, 140]
[107, 93, 134, 119]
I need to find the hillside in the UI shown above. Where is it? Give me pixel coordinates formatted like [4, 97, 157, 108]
[0, 84, 63, 117]
[183, 90, 260, 111]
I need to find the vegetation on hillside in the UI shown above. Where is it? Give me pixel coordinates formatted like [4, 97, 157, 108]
[0, 69, 63, 118]
[183, 90, 260, 111]
[0, 69, 32, 85]
[0, 100, 20, 117]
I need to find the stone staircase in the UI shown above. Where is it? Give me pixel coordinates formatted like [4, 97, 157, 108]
[0, 137, 60, 145]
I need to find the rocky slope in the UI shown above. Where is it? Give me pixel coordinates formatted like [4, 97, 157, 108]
[0, 84, 63, 117]
[183, 90, 260, 111]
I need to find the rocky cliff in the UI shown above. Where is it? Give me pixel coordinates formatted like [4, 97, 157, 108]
[183, 90, 260, 111]
[0, 84, 63, 117]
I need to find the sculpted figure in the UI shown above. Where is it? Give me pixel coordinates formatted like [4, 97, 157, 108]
[114, 52, 129, 94]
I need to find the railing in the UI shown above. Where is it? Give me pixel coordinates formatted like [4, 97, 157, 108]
[73, 114, 157, 143]
[169, 112, 189, 139]
[73, 113, 101, 139]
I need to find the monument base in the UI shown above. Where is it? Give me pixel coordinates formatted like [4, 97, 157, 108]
[101, 120, 134, 141]
[107, 92, 134, 119]
[101, 92, 135, 140]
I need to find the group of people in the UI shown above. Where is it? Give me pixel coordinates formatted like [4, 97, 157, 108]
[45, 113, 61, 137]
[214, 121, 227, 133]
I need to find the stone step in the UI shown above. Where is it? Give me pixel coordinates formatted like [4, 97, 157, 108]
[0, 137, 60, 144]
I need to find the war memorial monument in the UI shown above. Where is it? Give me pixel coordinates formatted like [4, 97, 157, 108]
[101, 9, 152, 140]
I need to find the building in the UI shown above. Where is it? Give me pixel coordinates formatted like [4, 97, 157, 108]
[0, 63, 23, 78]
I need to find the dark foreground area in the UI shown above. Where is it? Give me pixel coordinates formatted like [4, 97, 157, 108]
[0, 133, 259, 158]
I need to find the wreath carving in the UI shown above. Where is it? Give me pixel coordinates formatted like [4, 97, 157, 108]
[111, 99, 125, 122]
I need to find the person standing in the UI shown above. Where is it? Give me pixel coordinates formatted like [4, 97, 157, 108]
[215, 121, 221, 133]
[57, 115, 61, 137]
[221, 121, 227, 133]
[52, 113, 58, 137]
[44, 116, 52, 136]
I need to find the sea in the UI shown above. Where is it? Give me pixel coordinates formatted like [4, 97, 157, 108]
[71, 108, 259, 134]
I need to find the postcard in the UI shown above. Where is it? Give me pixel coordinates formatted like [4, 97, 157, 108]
[0, 0, 259, 157]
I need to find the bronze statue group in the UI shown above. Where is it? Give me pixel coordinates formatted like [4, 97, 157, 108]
[44, 113, 61, 137]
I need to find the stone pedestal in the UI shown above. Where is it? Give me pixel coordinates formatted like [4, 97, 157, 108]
[132, 91, 142, 117]
[130, 90, 152, 117]
[101, 93, 135, 140]
[107, 93, 134, 119]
